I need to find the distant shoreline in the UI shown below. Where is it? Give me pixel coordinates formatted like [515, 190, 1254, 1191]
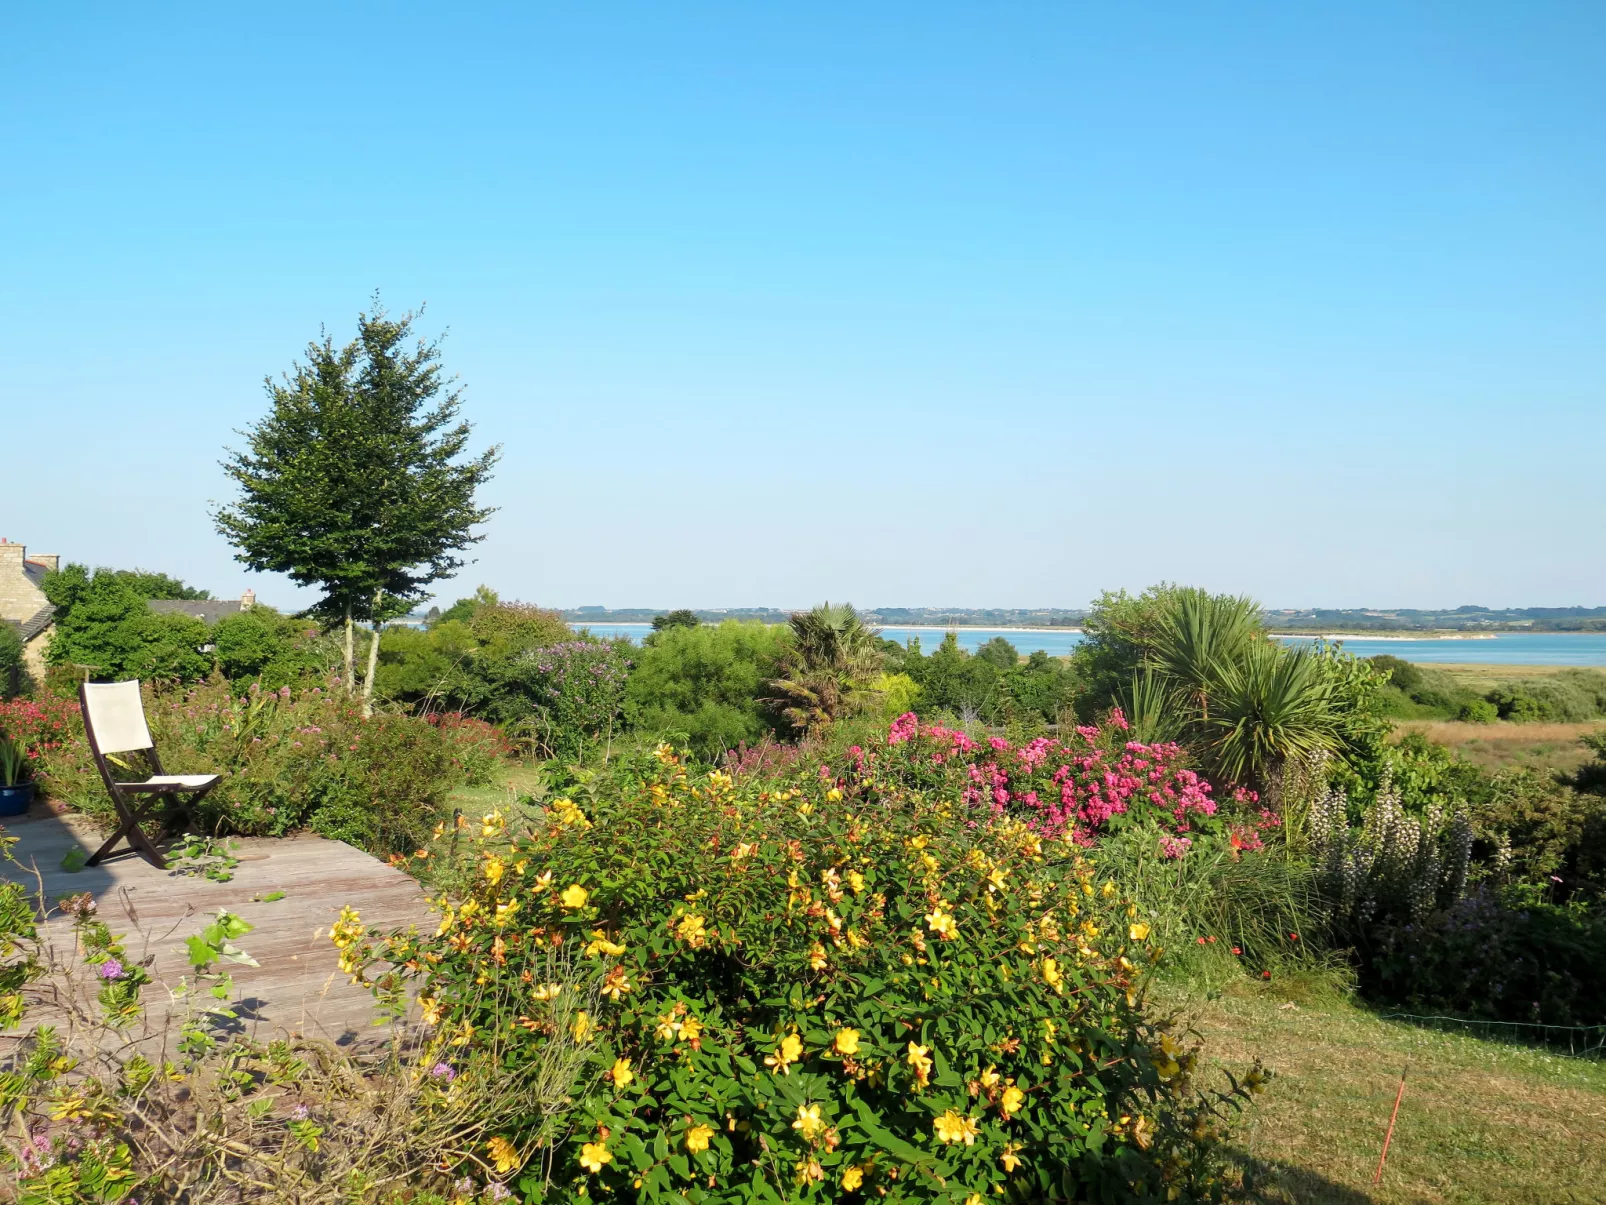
[1270, 632, 1500, 641]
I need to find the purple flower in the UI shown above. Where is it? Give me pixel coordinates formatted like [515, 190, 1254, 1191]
[291, 1104, 310, 1121]
[430, 1061, 457, 1081]
[98, 958, 124, 981]
[489, 1183, 512, 1201]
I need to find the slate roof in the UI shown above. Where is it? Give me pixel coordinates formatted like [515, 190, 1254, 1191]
[11, 606, 55, 643]
[147, 600, 243, 625]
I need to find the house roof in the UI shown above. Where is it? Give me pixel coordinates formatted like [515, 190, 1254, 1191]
[147, 600, 243, 625]
[15, 606, 55, 643]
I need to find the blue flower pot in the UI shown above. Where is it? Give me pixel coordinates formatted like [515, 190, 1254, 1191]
[0, 782, 35, 817]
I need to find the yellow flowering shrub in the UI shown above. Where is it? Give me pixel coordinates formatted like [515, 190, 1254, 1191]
[345, 745, 1257, 1203]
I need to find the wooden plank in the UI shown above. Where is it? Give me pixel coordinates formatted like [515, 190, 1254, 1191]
[0, 812, 431, 1040]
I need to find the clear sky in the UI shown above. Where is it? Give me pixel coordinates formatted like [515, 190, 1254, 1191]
[3, 3, 1602, 612]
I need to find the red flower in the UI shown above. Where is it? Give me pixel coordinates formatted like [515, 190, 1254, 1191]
[1261, 970, 1271, 979]
[1231, 946, 1242, 956]
[1289, 932, 1299, 941]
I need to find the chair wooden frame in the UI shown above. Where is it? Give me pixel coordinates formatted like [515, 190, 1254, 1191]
[79, 681, 221, 869]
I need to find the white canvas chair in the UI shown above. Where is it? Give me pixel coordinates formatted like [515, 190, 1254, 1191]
[79, 680, 221, 869]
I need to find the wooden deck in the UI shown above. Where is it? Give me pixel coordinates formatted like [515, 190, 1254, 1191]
[0, 810, 431, 1041]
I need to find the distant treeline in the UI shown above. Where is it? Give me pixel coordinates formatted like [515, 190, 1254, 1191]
[1267, 607, 1606, 633]
[549, 607, 1090, 628]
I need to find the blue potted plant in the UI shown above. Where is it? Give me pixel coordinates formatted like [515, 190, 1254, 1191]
[0, 735, 34, 816]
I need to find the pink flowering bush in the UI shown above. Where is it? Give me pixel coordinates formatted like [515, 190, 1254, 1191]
[855, 711, 1275, 849]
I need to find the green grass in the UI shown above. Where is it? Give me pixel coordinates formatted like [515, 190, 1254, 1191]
[444, 760, 550, 815]
[1163, 981, 1606, 1203]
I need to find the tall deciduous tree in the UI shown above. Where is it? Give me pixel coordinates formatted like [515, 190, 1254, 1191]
[215, 300, 499, 715]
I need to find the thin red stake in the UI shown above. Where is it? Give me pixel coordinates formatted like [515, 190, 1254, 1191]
[1373, 1067, 1408, 1185]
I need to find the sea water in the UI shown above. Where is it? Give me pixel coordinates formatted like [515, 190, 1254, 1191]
[570, 623, 1606, 666]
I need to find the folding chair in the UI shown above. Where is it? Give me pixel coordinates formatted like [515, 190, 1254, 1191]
[79, 680, 221, 869]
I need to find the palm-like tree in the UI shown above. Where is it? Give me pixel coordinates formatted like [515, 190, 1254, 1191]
[1133, 588, 1338, 789]
[1204, 640, 1337, 787]
[767, 603, 884, 736]
[1146, 588, 1261, 720]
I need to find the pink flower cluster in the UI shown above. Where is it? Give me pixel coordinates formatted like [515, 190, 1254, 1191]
[873, 711, 1250, 845]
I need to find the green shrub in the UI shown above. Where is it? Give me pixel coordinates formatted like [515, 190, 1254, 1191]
[872, 671, 924, 719]
[1363, 888, 1606, 1027]
[44, 571, 212, 683]
[1486, 675, 1605, 723]
[350, 746, 1261, 1203]
[0, 624, 25, 697]
[23, 679, 499, 858]
[213, 606, 323, 688]
[624, 620, 785, 757]
[1457, 698, 1498, 723]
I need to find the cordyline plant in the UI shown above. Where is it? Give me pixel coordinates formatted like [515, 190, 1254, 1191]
[341, 741, 1265, 1204]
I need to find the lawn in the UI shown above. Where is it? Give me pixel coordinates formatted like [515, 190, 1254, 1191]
[1170, 982, 1606, 1204]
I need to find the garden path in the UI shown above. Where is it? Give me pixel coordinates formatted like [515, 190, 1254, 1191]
[0, 811, 430, 1041]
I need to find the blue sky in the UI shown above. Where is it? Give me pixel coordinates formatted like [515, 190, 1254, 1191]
[3, 3, 1602, 611]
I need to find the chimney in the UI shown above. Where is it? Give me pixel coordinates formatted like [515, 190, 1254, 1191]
[29, 553, 59, 573]
[240, 588, 256, 611]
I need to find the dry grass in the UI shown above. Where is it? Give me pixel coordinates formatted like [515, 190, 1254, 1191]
[1164, 983, 1606, 1204]
[1392, 719, 1602, 776]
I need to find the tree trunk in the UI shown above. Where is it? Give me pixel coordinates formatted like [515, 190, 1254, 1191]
[361, 588, 383, 718]
[342, 605, 355, 696]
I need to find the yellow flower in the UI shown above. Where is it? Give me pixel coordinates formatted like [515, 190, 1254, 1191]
[610, 1058, 634, 1087]
[809, 942, 828, 970]
[906, 1041, 933, 1086]
[483, 855, 505, 885]
[552, 797, 592, 829]
[966, 1196, 985, 1205]
[1039, 957, 1064, 991]
[560, 884, 590, 910]
[579, 1140, 612, 1173]
[846, 869, 866, 894]
[532, 981, 564, 1001]
[765, 1031, 804, 1074]
[826, 788, 842, 801]
[1001, 1085, 1025, 1118]
[676, 913, 709, 947]
[584, 929, 627, 958]
[572, 1011, 593, 1042]
[1000, 1142, 1023, 1172]
[793, 1103, 826, 1140]
[925, 907, 958, 940]
[480, 809, 506, 838]
[1102, 880, 1116, 897]
[685, 1123, 716, 1153]
[488, 1135, 519, 1174]
[493, 899, 520, 927]
[681, 1015, 704, 1043]
[1129, 922, 1150, 941]
[841, 1164, 865, 1191]
[328, 905, 363, 948]
[979, 1065, 1002, 1090]
[833, 1028, 861, 1055]
[418, 996, 443, 1026]
[601, 965, 633, 999]
[933, 1109, 980, 1145]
